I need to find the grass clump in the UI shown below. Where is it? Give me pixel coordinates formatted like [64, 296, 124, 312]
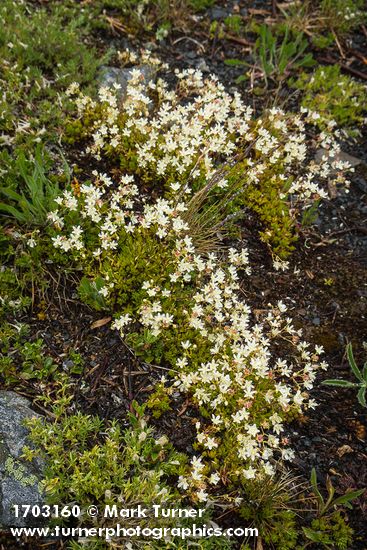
[227, 24, 315, 88]
[237, 469, 359, 549]
[0, 145, 67, 226]
[238, 473, 300, 549]
[278, 0, 365, 47]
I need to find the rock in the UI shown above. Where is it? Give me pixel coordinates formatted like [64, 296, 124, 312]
[354, 176, 367, 193]
[315, 149, 363, 171]
[208, 6, 228, 20]
[357, 288, 367, 297]
[98, 65, 155, 101]
[0, 392, 44, 528]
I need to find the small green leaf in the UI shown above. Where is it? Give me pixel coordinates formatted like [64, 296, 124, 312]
[332, 488, 365, 508]
[224, 59, 248, 67]
[0, 187, 23, 202]
[235, 75, 248, 84]
[310, 467, 324, 506]
[347, 343, 363, 382]
[0, 203, 26, 222]
[357, 386, 367, 408]
[302, 527, 326, 543]
[326, 475, 335, 500]
[324, 475, 336, 513]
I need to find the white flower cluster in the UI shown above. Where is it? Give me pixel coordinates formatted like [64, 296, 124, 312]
[338, 6, 361, 21]
[44, 65, 352, 501]
[66, 64, 349, 209]
[49, 178, 195, 259]
[135, 236, 327, 495]
[45, 167, 329, 501]
[49, 173, 139, 255]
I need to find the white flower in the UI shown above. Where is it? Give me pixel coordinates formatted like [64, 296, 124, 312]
[246, 424, 260, 437]
[209, 472, 220, 485]
[277, 301, 287, 313]
[281, 448, 295, 461]
[263, 462, 275, 476]
[205, 437, 218, 450]
[217, 179, 228, 189]
[177, 476, 189, 490]
[112, 314, 132, 332]
[181, 340, 191, 349]
[211, 415, 222, 426]
[156, 436, 168, 446]
[242, 467, 256, 480]
[191, 456, 204, 471]
[99, 286, 109, 297]
[196, 489, 208, 502]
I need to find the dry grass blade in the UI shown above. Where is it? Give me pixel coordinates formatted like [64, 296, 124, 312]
[180, 142, 259, 253]
[105, 15, 128, 35]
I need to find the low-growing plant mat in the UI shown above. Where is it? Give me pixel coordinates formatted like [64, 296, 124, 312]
[1, 0, 367, 549]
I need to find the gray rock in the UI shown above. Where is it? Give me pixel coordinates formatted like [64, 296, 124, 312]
[315, 149, 363, 170]
[208, 7, 228, 20]
[354, 177, 367, 193]
[0, 392, 44, 528]
[99, 65, 155, 101]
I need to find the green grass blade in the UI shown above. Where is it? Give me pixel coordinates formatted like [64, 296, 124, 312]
[333, 489, 365, 508]
[357, 386, 366, 407]
[347, 343, 363, 381]
[0, 202, 27, 222]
